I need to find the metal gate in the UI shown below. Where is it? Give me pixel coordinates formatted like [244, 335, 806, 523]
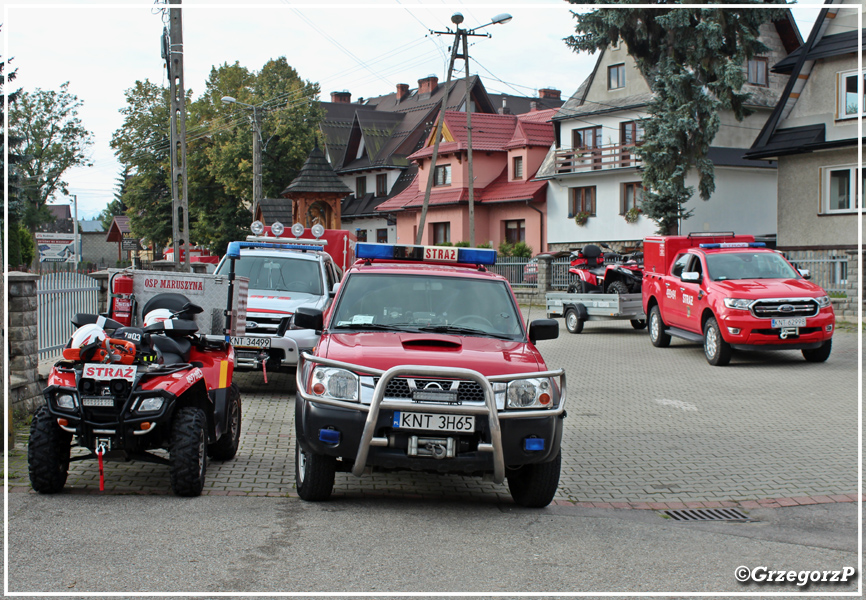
[38, 271, 99, 361]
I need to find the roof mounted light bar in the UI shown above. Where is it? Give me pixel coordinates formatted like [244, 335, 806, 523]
[226, 241, 325, 259]
[355, 242, 496, 265]
[699, 242, 766, 249]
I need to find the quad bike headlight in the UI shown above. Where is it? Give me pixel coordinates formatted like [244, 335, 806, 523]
[136, 397, 164, 413]
[506, 378, 552, 409]
[311, 367, 359, 401]
[55, 393, 77, 410]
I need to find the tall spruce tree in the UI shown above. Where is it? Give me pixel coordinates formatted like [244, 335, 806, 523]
[1, 37, 25, 268]
[565, 2, 788, 233]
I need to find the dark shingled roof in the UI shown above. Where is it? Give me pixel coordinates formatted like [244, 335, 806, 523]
[281, 144, 352, 197]
[773, 31, 860, 73]
[257, 197, 294, 225]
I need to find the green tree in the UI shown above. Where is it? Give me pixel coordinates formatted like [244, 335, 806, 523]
[9, 82, 93, 244]
[1, 34, 25, 269]
[99, 167, 131, 231]
[565, 2, 787, 233]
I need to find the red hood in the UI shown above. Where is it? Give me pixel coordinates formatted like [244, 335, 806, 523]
[319, 332, 544, 375]
[709, 278, 826, 298]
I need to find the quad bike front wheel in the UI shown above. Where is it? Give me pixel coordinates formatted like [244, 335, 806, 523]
[28, 406, 72, 494]
[170, 407, 208, 496]
[208, 383, 242, 461]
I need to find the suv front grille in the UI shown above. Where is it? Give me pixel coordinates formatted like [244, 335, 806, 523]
[373, 377, 486, 404]
[751, 299, 819, 319]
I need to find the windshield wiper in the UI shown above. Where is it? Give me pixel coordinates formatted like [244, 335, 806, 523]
[333, 323, 416, 332]
[418, 325, 514, 339]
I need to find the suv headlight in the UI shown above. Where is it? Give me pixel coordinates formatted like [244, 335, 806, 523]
[723, 298, 753, 310]
[137, 397, 164, 413]
[55, 393, 77, 410]
[311, 367, 359, 402]
[506, 378, 552, 409]
[816, 295, 831, 308]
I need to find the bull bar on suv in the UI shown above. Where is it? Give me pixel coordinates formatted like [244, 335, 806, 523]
[296, 352, 567, 484]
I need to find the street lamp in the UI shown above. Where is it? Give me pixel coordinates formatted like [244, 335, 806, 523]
[415, 13, 512, 247]
[222, 95, 264, 217]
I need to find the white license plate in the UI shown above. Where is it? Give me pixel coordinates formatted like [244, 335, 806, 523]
[230, 336, 272, 349]
[771, 317, 806, 328]
[393, 412, 475, 433]
[81, 396, 114, 407]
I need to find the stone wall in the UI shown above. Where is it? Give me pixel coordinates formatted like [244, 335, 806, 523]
[9, 272, 44, 413]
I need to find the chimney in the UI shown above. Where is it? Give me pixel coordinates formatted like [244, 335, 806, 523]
[330, 90, 352, 103]
[530, 101, 538, 112]
[538, 88, 561, 100]
[418, 75, 439, 96]
[396, 83, 410, 102]
[498, 98, 512, 115]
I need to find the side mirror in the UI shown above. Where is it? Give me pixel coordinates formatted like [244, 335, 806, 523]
[681, 271, 701, 283]
[798, 269, 811, 280]
[294, 306, 324, 331]
[329, 282, 340, 298]
[528, 319, 559, 345]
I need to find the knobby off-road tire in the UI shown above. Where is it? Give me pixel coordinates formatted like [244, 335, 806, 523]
[208, 383, 242, 461]
[564, 308, 584, 334]
[606, 280, 629, 295]
[566, 280, 586, 294]
[295, 442, 336, 501]
[703, 317, 732, 366]
[506, 452, 562, 508]
[802, 339, 832, 363]
[648, 305, 671, 348]
[28, 406, 72, 493]
[170, 407, 208, 496]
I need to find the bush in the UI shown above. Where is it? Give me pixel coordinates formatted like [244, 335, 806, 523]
[454, 241, 470, 247]
[497, 241, 533, 258]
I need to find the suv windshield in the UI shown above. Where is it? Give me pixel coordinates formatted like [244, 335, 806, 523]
[330, 273, 524, 338]
[706, 252, 799, 281]
[216, 254, 323, 294]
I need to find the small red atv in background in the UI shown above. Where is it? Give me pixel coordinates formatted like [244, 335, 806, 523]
[28, 294, 241, 496]
[567, 244, 644, 294]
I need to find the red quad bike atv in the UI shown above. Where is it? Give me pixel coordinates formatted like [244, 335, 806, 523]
[567, 244, 644, 295]
[28, 293, 241, 497]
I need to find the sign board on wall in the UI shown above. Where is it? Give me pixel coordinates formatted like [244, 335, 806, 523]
[121, 233, 142, 251]
[35, 232, 75, 263]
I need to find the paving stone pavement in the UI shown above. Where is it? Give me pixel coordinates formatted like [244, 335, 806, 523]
[9, 317, 859, 507]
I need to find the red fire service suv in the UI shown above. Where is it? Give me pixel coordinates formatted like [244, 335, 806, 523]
[293, 243, 566, 507]
[642, 234, 835, 366]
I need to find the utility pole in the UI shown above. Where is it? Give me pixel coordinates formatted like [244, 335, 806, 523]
[166, 0, 190, 270]
[421, 13, 511, 247]
[72, 194, 79, 269]
[221, 96, 264, 217]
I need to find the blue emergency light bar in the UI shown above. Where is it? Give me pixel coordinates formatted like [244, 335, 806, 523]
[699, 242, 766, 249]
[355, 242, 497, 265]
[226, 240, 324, 259]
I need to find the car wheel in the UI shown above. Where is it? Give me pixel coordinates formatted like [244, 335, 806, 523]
[606, 280, 629, 295]
[630, 319, 647, 330]
[648, 305, 671, 348]
[802, 339, 832, 363]
[170, 407, 208, 496]
[506, 452, 561, 508]
[208, 383, 242, 461]
[564, 308, 583, 334]
[295, 442, 336, 501]
[703, 317, 732, 366]
[28, 406, 71, 494]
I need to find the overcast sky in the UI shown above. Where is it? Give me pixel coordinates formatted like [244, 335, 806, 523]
[5, 1, 824, 222]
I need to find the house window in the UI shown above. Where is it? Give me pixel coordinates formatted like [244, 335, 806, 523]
[621, 182, 644, 214]
[432, 222, 450, 245]
[513, 156, 524, 180]
[747, 58, 769, 86]
[376, 228, 388, 243]
[569, 186, 596, 217]
[356, 229, 368, 242]
[504, 220, 526, 244]
[821, 165, 861, 213]
[572, 127, 601, 150]
[434, 164, 451, 186]
[356, 176, 366, 197]
[608, 64, 626, 90]
[620, 121, 644, 146]
[838, 70, 865, 118]
[376, 173, 388, 196]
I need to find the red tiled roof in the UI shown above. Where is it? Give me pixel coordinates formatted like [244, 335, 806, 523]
[504, 119, 554, 150]
[410, 112, 518, 159]
[517, 108, 558, 124]
[376, 168, 546, 212]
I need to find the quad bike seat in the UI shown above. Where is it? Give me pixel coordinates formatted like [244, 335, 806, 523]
[72, 313, 124, 332]
[150, 335, 193, 364]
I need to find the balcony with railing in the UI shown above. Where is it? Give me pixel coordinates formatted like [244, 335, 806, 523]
[554, 143, 643, 175]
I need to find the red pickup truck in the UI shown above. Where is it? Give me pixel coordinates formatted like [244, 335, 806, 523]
[642, 234, 835, 366]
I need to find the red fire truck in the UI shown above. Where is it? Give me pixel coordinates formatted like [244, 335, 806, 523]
[642, 233, 835, 366]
